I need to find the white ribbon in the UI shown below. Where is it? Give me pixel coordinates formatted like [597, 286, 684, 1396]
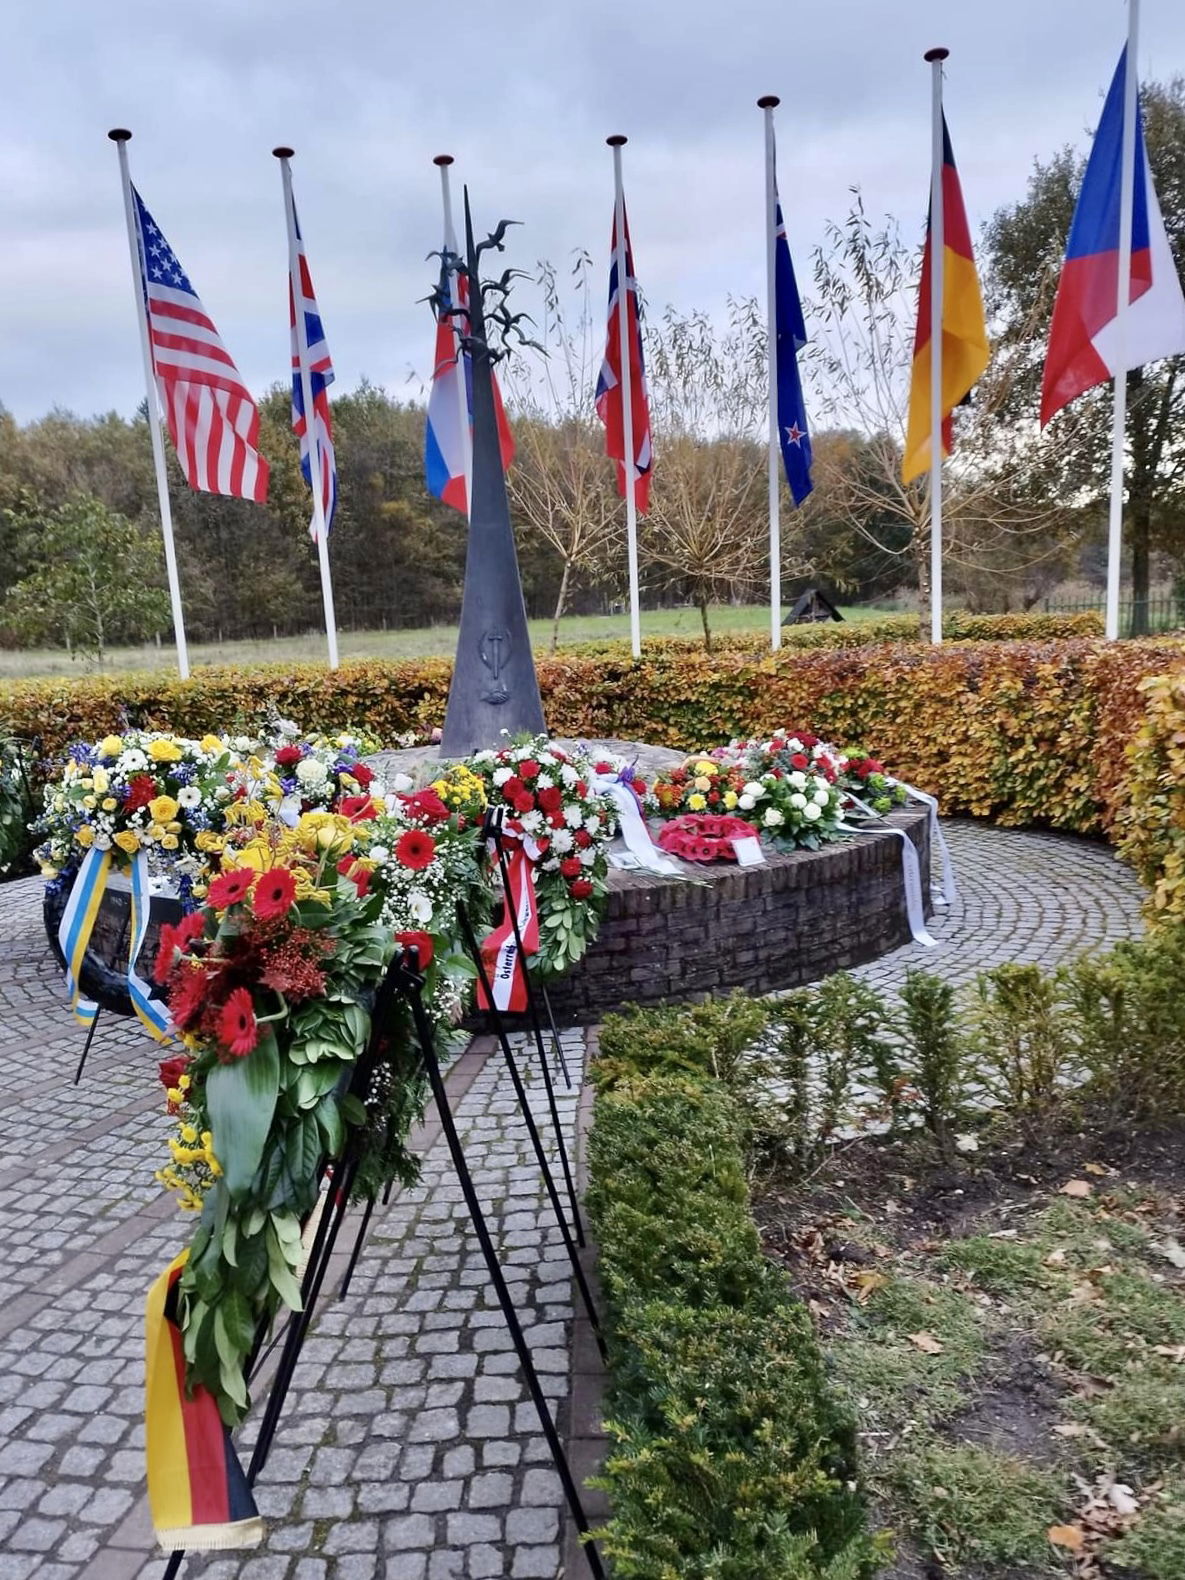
[592, 775, 683, 875]
[838, 812, 936, 948]
[887, 779, 957, 905]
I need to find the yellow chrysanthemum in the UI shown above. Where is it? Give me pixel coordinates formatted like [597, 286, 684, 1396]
[179, 1124, 198, 1143]
[687, 793, 707, 811]
[693, 760, 716, 776]
[195, 831, 225, 853]
[723, 790, 739, 809]
[113, 830, 140, 855]
[148, 738, 183, 763]
[148, 794, 179, 825]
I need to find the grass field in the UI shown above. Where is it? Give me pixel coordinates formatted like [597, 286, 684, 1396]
[0, 603, 888, 679]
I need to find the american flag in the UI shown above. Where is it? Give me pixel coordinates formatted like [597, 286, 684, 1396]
[595, 200, 652, 514]
[288, 206, 337, 540]
[132, 188, 268, 503]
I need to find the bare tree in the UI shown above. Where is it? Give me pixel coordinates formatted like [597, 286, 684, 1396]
[806, 194, 1077, 619]
[503, 257, 623, 647]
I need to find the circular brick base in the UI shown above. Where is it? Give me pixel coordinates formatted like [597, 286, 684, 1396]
[545, 807, 932, 1022]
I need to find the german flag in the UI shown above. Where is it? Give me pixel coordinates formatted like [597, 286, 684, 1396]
[902, 117, 990, 483]
[145, 1253, 263, 1552]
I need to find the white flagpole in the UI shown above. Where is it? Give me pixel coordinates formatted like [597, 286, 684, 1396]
[607, 135, 642, 661]
[108, 129, 190, 681]
[1106, 0, 1140, 642]
[925, 48, 948, 647]
[434, 154, 474, 519]
[759, 96, 783, 653]
[274, 148, 338, 670]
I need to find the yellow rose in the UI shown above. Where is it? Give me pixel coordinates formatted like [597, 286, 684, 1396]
[148, 795, 179, 824]
[113, 830, 141, 855]
[687, 793, 707, 811]
[82, 795, 96, 809]
[99, 735, 124, 758]
[161, 834, 179, 851]
[200, 734, 224, 754]
[102, 797, 118, 811]
[75, 825, 95, 848]
[166, 821, 182, 834]
[724, 791, 739, 809]
[92, 767, 109, 794]
[148, 739, 183, 763]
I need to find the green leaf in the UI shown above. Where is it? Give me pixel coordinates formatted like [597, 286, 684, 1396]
[205, 1030, 280, 1198]
[265, 1221, 304, 1311]
[339, 1093, 367, 1127]
[285, 1111, 323, 1185]
[315, 1094, 343, 1155]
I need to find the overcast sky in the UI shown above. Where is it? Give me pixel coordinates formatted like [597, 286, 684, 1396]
[2, 0, 1183, 424]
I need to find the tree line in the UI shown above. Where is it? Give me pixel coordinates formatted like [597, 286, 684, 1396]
[2, 77, 1183, 659]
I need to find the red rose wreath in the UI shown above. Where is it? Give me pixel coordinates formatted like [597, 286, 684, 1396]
[656, 813, 761, 863]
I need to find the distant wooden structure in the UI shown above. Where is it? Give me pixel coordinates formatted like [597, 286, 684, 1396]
[783, 587, 844, 625]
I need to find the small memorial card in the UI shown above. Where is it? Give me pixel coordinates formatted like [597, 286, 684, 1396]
[732, 835, 766, 867]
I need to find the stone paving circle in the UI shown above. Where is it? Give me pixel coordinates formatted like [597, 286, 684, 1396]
[0, 820, 1145, 1579]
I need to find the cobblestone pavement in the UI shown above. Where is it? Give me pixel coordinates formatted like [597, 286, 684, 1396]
[826, 819, 1145, 997]
[0, 823, 1146, 1579]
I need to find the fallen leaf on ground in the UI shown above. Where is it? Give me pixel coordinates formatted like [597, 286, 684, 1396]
[1047, 1524, 1085, 1551]
[1052, 1423, 1087, 1438]
[1152, 1237, 1185, 1269]
[1108, 1484, 1138, 1516]
[1083, 1162, 1116, 1177]
[1061, 1179, 1093, 1198]
[1045, 1248, 1068, 1266]
[908, 1331, 945, 1354]
[1152, 1344, 1185, 1362]
[851, 1271, 889, 1302]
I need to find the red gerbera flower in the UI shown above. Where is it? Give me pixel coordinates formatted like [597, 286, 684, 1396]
[218, 987, 259, 1059]
[338, 794, 380, 823]
[336, 856, 372, 898]
[401, 788, 450, 825]
[168, 962, 210, 1031]
[208, 868, 255, 909]
[395, 830, 437, 871]
[253, 866, 297, 921]
[569, 879, 593, 900]
[395, 930, 434, 968]
[123, 774, 159, 812]
[274, 745, 303, 769]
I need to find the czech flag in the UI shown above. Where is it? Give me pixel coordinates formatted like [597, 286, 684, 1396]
[1041, 47, 1185, 426]
[902, 117, 989, 484]
[145, 1254, 263, 1552]
[425, 250, 514, 516]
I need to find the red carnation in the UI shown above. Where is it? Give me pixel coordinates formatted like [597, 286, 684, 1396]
[207, 868, 255, 909]
[218, 988, 259, 1059]
[351, 760, 375, 787]
[537, 786, 563, 814]
[395, 929, 434, 968]
[708, 791, 720, 805]
[632, 778, 647, 796]
[402, 788, 450, 825]
[518, 759, 540, 780]
[338, 794, 380, 823]
[274, 745, 303, 769]
[395, 829, 437, 870]
[253, 866, 298, 921]
[513, 793, 536, 815]
[158, 1053, 191, 1091]
[123, 774, 159, 812]
[791, 754, 810, 770]
[574, 829, 592, 849]
[560, 857, 583, 878]
[569, 879, 593, 900]
[594, 761, 614, 774]
[502, 776, 525, 800]
[575, 780, 587, 797]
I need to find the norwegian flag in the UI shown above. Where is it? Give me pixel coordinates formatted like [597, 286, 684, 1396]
[596, 200, 652, 513]
[288, 206, 337, 540]
[132, 188, 268, 502]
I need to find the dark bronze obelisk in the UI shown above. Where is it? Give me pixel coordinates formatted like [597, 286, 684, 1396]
[439, 196, 546, 756]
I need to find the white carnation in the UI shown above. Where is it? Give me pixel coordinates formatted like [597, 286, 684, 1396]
[295, 757, 329, 787]
[763, 808, 785, 828]
[550, 828, 574, 855]
[535, 773, 554, 790]
[560, 764, 580, 787]
[579, 848, 596, 866]
[520, 811, 544, 833]
[583, 814, 601, 833]
[493, 767, 514, 787]
[803, 802, 822, 821]
[472, 750, 496, 764]
[564, 805, 584, 828]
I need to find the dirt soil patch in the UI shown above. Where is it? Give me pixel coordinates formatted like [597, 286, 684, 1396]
[754, 1120, 1185, 1579]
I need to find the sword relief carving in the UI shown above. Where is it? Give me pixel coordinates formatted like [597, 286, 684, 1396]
[478, 626, 511, 705]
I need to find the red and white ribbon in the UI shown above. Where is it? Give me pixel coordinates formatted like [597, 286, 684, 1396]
[476, 837, 540, 1013]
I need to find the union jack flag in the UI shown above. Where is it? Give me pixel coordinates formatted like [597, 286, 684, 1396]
[596, 201, 652, 513]
[132, 189, 268, 502]
[288, 206, 337, 540]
